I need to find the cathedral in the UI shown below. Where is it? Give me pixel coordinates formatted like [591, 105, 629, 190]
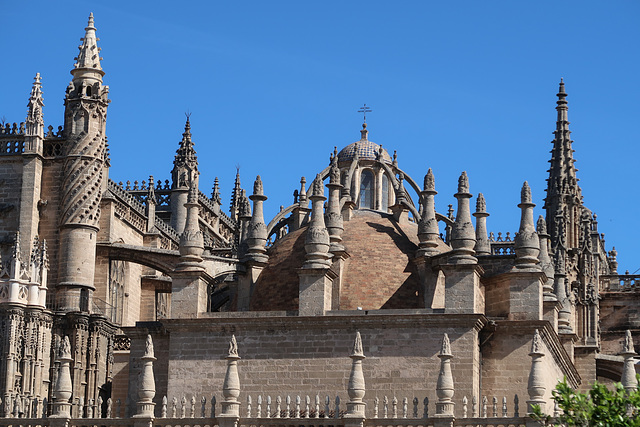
[0, 13, 638, 422]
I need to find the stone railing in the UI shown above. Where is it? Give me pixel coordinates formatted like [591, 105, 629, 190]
[601, 273, 640, 291]
[107, 179, 179, 250]
[489, 231, 515, 256]
[7, 330, 569, 427]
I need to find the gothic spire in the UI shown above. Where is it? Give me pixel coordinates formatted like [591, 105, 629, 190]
[545, 79, 583, 250]
[172, 117, 199, 191]
[72, 13, 105, 80]
[230, 168, 242, 221]
[175, 117, 198, 169]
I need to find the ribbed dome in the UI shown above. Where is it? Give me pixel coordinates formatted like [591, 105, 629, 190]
[249, 210, 450, 312]
[337, 124, 392, 163]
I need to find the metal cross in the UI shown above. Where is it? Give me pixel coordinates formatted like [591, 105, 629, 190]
[358, 104, 372, 123]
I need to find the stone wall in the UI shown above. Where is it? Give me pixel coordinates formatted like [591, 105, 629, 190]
[125, 313, 487, 419]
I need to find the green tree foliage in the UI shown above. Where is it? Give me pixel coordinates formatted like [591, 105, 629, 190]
[532, 376, 640, 426]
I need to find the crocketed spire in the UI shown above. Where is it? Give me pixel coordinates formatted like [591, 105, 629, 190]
[514, 182, 540, 269]
[25, 73, 44, 138]
[545, 79, 583, 251]
[72, 13, 105, 79]
[230, 167, 242, 221]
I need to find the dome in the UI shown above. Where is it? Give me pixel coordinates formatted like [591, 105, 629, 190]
[337, 124, 393, 163]
[249, 210, 450, 311]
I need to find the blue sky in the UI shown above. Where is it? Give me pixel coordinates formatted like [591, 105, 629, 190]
[1, 1, 639, 272]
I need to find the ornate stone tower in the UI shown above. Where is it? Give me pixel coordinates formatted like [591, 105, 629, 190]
[57, 13, 110, 312]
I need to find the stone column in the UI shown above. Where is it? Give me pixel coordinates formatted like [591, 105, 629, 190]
[527, 330, 546, 414]
[51, 336, 73, 418]
[135, 335, 156, 417]
[218, 336, 241, 427]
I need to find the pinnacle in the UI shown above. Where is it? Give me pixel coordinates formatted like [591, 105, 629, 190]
[72, 13, 104, 77]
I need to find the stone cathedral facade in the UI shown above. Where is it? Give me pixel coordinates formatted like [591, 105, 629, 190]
[0, 14, 638, 420]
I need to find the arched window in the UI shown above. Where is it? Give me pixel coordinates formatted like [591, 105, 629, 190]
[381, 174, 389, 211]
[86, 86, 92, 96]
[359, 170, 374, 209]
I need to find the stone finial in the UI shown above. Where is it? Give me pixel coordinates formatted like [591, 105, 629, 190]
[440, 333, 452, 357]
[253, 175, 264, 196]
[514, 181, 540, 269]
[473, 193, 491, 256]
[136, 335, 157, 417]
[346, 332, 366, 416]
[299, 176, 308, 207]
[521, 181, 532, 204]
[212, 177, 222, 205]
[360, 123, 368, 141]
[221, 335, 241, 418]
[527, 330, 546, 414]
[476, 193, 486, 213]
[329, 161, 340, 185]
[312, 174, 324, 197]
[536, 216, 546, 234]
[451, 172, 477, 263]
[436, 333, 455, 416]
[424, 168, 435, 192]
[351, 331, 364, 358]
[458, 171, 469, 193]
[621, 330, 638, 392]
